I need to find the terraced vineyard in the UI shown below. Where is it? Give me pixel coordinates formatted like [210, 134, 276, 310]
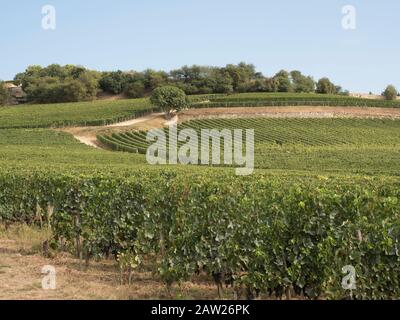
[98, 117, 400, 175]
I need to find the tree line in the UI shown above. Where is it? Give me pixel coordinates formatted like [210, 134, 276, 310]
[0, 62, 397, 105]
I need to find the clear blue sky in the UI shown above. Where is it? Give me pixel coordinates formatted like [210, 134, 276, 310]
[0, 0, 399, 93]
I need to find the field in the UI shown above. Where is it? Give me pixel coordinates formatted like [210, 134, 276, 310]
[0, 98, 154, 128]
[1, 93, 400, 300]
[98, 117, 400, 176]
[192, 92, 400, 108]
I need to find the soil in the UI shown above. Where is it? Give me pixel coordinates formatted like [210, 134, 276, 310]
[0, 226, 217, 300]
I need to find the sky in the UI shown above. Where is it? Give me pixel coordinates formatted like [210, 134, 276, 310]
[0, 0, 399, 93]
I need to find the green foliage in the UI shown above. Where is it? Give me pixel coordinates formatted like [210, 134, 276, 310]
[223, 62, 257, 92]
[316, 78, 337, 94]
[17, 64, 100, 103]
[383, 85, 398, 101]
[125, 81, 145, 98]
[99, 71, 128, 94]
[0, 81, 9, 106]
[191, 92, 400, 108]
[99, 117, 400, 176]
[290, 71, 315, 93]
[1, 171, 400, 299]
[150, 86, 188, 117]
[274, 70, 293, 92]
[13, 64, 348, 102]
[0, 98, 155, 128]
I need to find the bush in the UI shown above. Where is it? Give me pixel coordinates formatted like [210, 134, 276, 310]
[150, 86, 188, 117]
[383, 85, 398, 101]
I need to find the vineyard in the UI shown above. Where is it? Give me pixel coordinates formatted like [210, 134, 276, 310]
[192, 92, 400, 108]
[1, 94, 400, 299]
[0, 98, 155, 129]
[0, 92, 398, 130]
[98, 118, 400, 175]
[1, 171, 400, 299]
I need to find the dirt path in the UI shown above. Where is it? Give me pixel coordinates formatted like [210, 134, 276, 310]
[61, 106, 400, 150]
[61, 113, 167, 148]
[106, 112, 165, 127]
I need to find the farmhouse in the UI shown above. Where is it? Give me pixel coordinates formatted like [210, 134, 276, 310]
[5, 83, 27, 104]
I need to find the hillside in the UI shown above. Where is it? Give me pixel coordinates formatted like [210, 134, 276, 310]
[1, 94, 400, 300]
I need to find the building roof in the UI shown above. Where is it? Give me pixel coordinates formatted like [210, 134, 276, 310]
[4, 83, 17, 89]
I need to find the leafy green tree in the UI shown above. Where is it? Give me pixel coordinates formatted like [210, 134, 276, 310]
[383, 85, 398, 101]
[143, 69, 169, 90]
[150, 86, 188, 118]
[99, 71, 128, 94]
[78, 70, 100, 100]
[209, 69, 233, 94]
[125, 81, 145, 98]
[0, 81, 9, 105]
[223, 62, 256, 92]
[62, 80, 89, 102]
[265, 77, 278, 92]
[274, 70, 292, 92]
[14, 65, 43, 90]
[249, 79, 267, 92]
[290, 71, 315, 93]
[16, 64, 99, 103]
[316, 78, 337, 94]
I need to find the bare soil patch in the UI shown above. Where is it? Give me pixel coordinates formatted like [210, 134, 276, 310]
[178, 106, 400, 122]
[60, 113, 167, 148]
[0, 225, 218, 300]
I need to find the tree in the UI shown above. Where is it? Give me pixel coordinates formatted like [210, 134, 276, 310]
[62, 80, 88, 102]
[16, 64, 99, 103]
[150, 86, 188, 118]
[0, 81, 9, 106]
[223, 62, 256, 92]
[125, 81, 145, 98]
[273, 70, 292, 92]
[383, 85, 398, 101]
[143, 69, 169, 90]
[99, 71, 128, 94]
[290, 71, 315, 93]
[316, 78, 337, 94]
[209, 68, 233, 94]
[265, 77, 278, 92]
